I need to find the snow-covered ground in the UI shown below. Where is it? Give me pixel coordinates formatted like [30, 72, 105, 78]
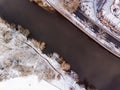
[0, 75, 60, 90]
[0, 75, 86, 90]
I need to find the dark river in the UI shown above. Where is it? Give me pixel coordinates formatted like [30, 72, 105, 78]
[0, 0, 120, 90]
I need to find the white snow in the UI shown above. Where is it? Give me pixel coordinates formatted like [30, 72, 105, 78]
[0, 75, 60, 90]
[0, 75, 86, 90]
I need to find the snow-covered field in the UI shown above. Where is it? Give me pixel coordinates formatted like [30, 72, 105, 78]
[0, 75, 60, 90]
